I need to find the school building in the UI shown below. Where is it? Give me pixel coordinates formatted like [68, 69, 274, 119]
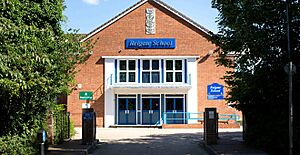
[67, 0, 241, 128]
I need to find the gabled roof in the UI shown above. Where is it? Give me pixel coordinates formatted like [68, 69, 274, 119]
[81, 0, 214, 42]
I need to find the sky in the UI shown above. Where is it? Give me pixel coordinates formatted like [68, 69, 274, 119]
[63, 0, 219, 34]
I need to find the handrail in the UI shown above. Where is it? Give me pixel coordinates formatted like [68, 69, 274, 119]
[163, 112, 240, 124]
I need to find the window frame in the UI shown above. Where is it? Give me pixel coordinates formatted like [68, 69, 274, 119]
[164, 59, 184, 83]
[141, 59, 161, 83]
[117, 59, 138, 83]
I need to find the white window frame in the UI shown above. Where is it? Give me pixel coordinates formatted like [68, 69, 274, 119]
[141, 59, 161, 83]
[164, 59, 184, 83]
[118, 59, 138, 83]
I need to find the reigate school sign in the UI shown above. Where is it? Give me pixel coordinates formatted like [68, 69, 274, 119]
[207, 83, 224, 100]
[125, 38, 176, 49]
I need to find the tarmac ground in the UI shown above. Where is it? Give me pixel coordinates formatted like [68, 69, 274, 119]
[48, 127, 268, 155]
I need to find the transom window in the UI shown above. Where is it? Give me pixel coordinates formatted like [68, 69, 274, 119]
[165, 60, 183, 83]
[119, 60, 137, 83]
[142, 60, 160, 83]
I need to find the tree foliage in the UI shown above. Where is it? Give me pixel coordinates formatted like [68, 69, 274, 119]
[0, 0, 91, 138]
[212, 0, 299, 154]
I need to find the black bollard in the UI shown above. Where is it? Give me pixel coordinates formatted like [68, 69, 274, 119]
[37, 129, 47, 155]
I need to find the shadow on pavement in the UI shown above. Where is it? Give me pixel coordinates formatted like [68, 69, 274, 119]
[93, 132, 208, 155]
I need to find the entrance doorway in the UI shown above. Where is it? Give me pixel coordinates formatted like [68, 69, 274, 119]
[142, 97, 160, 125]
[118, 98, 136, 125]
[166, 97, 184, 124]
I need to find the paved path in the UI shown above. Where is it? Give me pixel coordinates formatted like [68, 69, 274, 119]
[75, 128, 211, 155]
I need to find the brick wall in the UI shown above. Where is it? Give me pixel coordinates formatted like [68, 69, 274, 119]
[67, 1, 241, 127]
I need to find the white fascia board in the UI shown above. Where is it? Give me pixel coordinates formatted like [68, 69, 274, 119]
[102, 56, 200, 59]
[153, 0, 212, 36]
[81, 0, 213, 43]
[80, 0, 148, 42]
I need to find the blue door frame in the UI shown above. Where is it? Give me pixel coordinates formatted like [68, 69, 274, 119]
[166, 98, 184, 124]
[118, 98, 136, 125]
[142, 98, 160, 125]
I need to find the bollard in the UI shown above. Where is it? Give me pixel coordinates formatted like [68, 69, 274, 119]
[204, 108, 218, 145]
[37, 129, 47, 155]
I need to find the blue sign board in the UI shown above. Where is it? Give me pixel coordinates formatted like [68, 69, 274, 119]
[125, 38, 176, 49]
[208, 95, 224, 100]
[83, 112, 93, 120]
[207, 83, 224, 100]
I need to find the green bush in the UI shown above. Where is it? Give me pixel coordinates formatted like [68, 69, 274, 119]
[70, 120, 75, 138]
[0, 134, 36, 155]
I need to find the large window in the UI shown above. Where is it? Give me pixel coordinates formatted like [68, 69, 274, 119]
[165, 60, 183, 83]
[119, 60, 137, 83]
[142, 60, 160, 83]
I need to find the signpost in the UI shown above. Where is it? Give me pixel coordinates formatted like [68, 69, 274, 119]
[207, 83, 224, 100]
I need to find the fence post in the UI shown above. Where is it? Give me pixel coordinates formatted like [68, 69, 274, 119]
[67, 112, 70, 139]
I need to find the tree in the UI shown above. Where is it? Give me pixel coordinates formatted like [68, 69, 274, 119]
[211, 0, 299, 154]
[0, 0, 91, 138]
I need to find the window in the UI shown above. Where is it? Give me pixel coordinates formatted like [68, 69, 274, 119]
[142, 60, 160, 83]
[119, 60, 137, 83]
[165, 60, 183, 83]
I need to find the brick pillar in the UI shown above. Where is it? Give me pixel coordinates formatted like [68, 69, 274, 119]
[47, 112, 54, 145]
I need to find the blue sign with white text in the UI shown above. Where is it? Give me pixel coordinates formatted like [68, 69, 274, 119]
[207, 83, 224, 100]
[125, 38, 176, 49]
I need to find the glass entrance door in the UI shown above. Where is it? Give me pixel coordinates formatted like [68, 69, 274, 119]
[166, 98, 184, 124]
[118, 98, 136, 125]
[142, 98, 160, 125]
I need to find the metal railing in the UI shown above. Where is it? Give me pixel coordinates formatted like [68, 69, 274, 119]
[53, 111, 70, 144]
[163, 112, 240, 124]
[163, 112, 204, 124]
[107, 73, 193, 86]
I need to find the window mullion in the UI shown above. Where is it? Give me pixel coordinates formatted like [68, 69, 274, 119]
[173, 60, 175, 83]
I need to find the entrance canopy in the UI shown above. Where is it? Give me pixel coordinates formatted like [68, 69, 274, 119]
[112, 84, 191, 94]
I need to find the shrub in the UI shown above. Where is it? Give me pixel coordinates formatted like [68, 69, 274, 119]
[0, 134, 36, 155]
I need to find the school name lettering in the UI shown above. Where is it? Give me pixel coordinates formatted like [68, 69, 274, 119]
[209, 86, 222, 92]
[129, 40, 172, 47]
[125, 38, 176, 49]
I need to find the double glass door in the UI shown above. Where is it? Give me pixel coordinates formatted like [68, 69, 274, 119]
[118, 98, 136, 125]
[166, 98, 184, 124]
[142, 98, 160, 125]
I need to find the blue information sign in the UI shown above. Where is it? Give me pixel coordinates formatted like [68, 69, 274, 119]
[83, 112, 93, 120]
[207, 83, 224, 100]
[125, 38, 176, 49]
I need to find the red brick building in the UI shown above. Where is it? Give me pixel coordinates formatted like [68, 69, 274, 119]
[67, 0, 240, 128]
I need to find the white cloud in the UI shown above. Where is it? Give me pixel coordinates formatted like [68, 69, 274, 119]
[82, 0, 100, 5]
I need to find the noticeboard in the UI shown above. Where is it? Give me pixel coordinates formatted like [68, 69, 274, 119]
[207, 83, 224, 100]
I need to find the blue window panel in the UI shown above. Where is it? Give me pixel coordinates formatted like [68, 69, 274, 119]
[184, 59, 187, 83]
[143, 60, 150, 70]
[137, 94, 141, 110]
[138, 60, 140, 83]
[161, 60, 164, 83]
[142, 72, 150, 83]
[161, 94, 165, 123]
[152, 72, 160, 83]
[114, 60, 117, 83]
[152, 60, 159, 70]
[115, 94, 117, 124]
[138, 94, 141, 124]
